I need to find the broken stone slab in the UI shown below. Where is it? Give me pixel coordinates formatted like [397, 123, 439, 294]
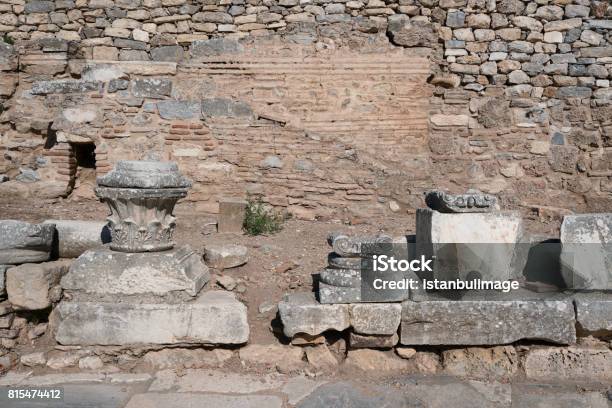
[425, 190, 499, 213]
[574, 293, 612, 337]
[30, 80, 102, 95]
[239, 344, 305, 373]
[350, 303, 401, 335]
[6, 260, 71, 310]
[560, 213, 612, 290]
[204, 244, 248, 270]
[327, 253, 361, 269]
[400, 299, 576, 345]
[326, 232, 392, 256]
[61, 246, 210, 297]
[523, 346, 612, 383]
[319, 268, 360, 288]
[318, 282, 361, 304]
[0, 220, 55, 265]
[56, 291, 249, 345]
[43, 220, 111, 258]
[416, 209, 525, 282]
[201, 98, 253, 118]
[217, 199, 247, 233]
[349, 332, 399, 349]
[278, 292, 350, 337]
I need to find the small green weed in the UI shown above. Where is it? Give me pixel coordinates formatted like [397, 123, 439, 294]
[243, 198, 285, 236]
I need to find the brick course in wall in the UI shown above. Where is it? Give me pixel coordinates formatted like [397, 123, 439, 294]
[0, 0, 610, 220]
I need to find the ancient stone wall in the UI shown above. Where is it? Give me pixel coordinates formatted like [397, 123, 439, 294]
[0, 0, 610, 220]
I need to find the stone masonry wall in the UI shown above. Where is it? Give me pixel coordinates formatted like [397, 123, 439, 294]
[0, 0, 610, 220]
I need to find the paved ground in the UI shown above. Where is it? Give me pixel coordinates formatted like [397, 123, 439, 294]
[0, 369, 610, 408]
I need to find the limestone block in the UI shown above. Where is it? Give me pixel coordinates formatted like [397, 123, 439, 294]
[6, 260, 70, 310]
[523, 347, 612, 382]
[217, 199, 247, 233]
[574, 294, 612, 337]
[416, 209, 525, 282]
[204, 244, 247, 270]
[560, 214, 612, 290]
[349, 332, 398, 348]
[157, 100, 201, 120]
[400, 299, 576, 345]
[0, 220, 54, 265]
[30, 80, 101, 95]
[318, 282, 361, 304]
[278, 292, 350, 337]
[61, 246, 209, 296]
[190, 38, 243, 58]
[43, 220, 110, 258]
[350, 303, 401, 335]
[131, 78, 172, 99]
[56, 291, 249, 345]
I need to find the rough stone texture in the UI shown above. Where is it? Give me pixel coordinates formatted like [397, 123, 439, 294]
[56, 291, 249, 345]
[416, 209, 525, 282]
[574, 294, 612, 337]
[344, 349, 410, 371]
[401, 300, 576, 345]
[349, 332, 399, 348]
[204, 244, 248, 270]
[239, 344, 305, 372]
[0, 220, 54, 265]
[442, 346, 518, 380]
[425, 190, 499, 213]
[43, 220, 110, 258]
[6, 260, 70, 310]
[318, 282, 361, 304]
[0, 0, 611, 220]
[217, 199, 247, 233]
[278, 292, 350, 337]
[125, 394, 282, 408]
[149, 369, 282, 393]
[0, 265, 6, 297]
[61, 246, 209, 296]
[349, 304, 401, 335]
[560, 214, 612, 290]
[523, 347, 612, 382]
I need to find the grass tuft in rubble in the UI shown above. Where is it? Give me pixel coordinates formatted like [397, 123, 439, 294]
[243, 198, 285, 236]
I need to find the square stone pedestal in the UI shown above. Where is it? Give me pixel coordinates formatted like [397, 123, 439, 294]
[416, 209, 525, 282]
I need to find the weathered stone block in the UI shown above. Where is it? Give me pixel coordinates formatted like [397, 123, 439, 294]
[218, 199, 247, 233]
[400, 299, 576, 345]
[201, 98, 253, 118]
[56, 291, 249, 345]
[131, 78, 172, 99]
[574, 294, 612, 337]
[560, 214, 612, 290]
[6, 260, 70, 310]
[204, 244, 247, 270]
[278, 292, 350, 337]
[416, 209, 525, 282]
[190, 38, 243, 57]
[150, 46, 184, 62]
[349, 303, 401, 335]
[0, 220, 54, 265]
[318, 282, 361, 304]
[0, 265, 6, 297]
[157, 100, 201, 120]
[523, 347, 612, 382]
[349, 332, 398, 348]
[61, 246, 210, 296]
[42, 220, 110, 258]
[30, 80, 102, 95]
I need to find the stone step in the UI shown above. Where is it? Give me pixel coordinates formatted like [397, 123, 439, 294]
[55, 291, 248, 346]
